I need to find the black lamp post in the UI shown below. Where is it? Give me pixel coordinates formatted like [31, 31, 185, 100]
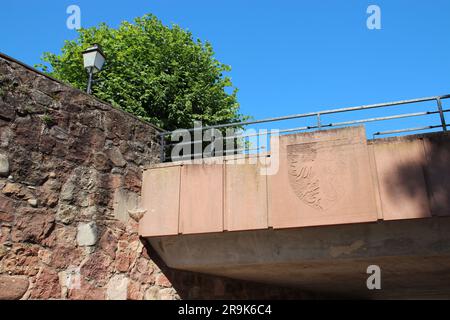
[82, 44, 106, 94]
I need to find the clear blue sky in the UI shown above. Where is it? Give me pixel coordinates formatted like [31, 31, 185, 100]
[1, 1, 450, 135]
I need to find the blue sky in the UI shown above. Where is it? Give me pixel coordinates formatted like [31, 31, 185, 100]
[1, 1, 450, 135]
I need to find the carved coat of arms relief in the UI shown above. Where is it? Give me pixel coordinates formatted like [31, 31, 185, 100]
[287, 143, 349, 211]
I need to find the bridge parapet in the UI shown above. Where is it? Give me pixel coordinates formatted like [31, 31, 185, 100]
[139, 126, 450, 237]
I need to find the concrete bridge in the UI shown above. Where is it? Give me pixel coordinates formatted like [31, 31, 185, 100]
[139, 126, 450, 298]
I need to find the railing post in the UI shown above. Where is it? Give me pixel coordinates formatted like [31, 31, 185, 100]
[436, 98, 447, 132]
[193, 122, 203, 160]
[160, 133, 166, 163]
[317, 113, 322, 130]
[210, 129, 215, 158]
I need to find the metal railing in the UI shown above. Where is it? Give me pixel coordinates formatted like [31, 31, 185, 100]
[158, 94, 450, 162]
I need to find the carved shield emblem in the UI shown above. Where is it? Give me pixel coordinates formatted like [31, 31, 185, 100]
[287, 143, 349, 211]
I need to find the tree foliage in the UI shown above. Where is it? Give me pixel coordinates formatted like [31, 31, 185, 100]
[38, 14, 247, 130]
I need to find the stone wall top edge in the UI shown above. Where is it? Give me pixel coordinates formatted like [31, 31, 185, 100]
[0, 51, 165, 133]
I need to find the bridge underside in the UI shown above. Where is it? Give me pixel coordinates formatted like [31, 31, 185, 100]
[149, 217, 450, 299]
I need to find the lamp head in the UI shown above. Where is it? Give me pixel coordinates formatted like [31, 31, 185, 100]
[82, 44, 106, 73]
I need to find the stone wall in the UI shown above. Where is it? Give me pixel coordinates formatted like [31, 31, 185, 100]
[0, 53, 315, 300]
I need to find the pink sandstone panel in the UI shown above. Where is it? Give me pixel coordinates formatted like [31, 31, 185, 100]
[268, 126, 378, 229]
[367, 144, 384, 220]
[224, 158, 269, 232]
[139, 166, 181, 237]
[373, 139, 431, 220]
[422, 135, 450, 217]
[179, 164, 224, 234]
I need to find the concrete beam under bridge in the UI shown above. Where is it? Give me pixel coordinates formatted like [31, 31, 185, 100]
[149, 217, 450, 299]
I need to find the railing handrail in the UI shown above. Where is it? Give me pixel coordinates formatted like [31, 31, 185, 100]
[159, 94, 450, 162]
[159, 94, 450, 137]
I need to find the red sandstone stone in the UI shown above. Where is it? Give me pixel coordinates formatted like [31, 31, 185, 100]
[40, 180, 61, 207]
[98, 228, 119, 258]
[68, 279, 106, 300]
[127, 280, 143, 300]
[0, 211, 14, 223]
[0, 194, 15, 214]
[130, 257, 155, 284]
[140, 244, 152, 260]
[114, 239, 141, 273]
[88, 128, 106, 150]
[80, 251, 113, 286]
[66, 139, 91, 164]
[1, 244, 40, 276]
[105, 110, 132, 140]
[29, 267, 61, 299]
[2, 183, 22, 196]
[38, 249, 52, 265]
[109, 175, 123, 189]
[124, 168, 141, 192]
[92, 152, 111, 172]
[115, 251, 132, 272]
[99, 174, 123, 191]
[0, 275, 29, 300]
[87, 188, 110, 207]
[125, 219, 139, 234]
[39, 135, 56, 155]
[155, 273, 172, 288]
[41, 225, 77, 249]
[0, 101, 15, 121]
[11, 212, 55, 244]
[49, 247, 85, 269]
[0, 226, 11, 243]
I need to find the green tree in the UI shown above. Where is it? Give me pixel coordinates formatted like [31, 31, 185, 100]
[38, 14, 247, 130]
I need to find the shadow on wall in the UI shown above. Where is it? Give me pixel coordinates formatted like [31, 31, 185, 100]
[140, 239, 326, 300]
[374, 132, 450, 220]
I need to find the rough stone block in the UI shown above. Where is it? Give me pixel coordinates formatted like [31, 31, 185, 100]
[0, 275, 29, 300]
[76, 222, 98, 246]
[0, 154, 9, 177]
[80, 251, 112, 286]
[106, 274, 129, 300]
[29, 267, 61, 299]
[113, 188, 140, 223]
[12, 212, 55, 244]
[106, 146, 127, 167]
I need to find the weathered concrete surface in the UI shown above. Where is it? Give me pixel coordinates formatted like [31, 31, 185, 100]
[150, 217, 450, 299]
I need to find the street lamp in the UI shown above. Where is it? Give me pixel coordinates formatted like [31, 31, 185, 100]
[82, 44, 106, 94]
